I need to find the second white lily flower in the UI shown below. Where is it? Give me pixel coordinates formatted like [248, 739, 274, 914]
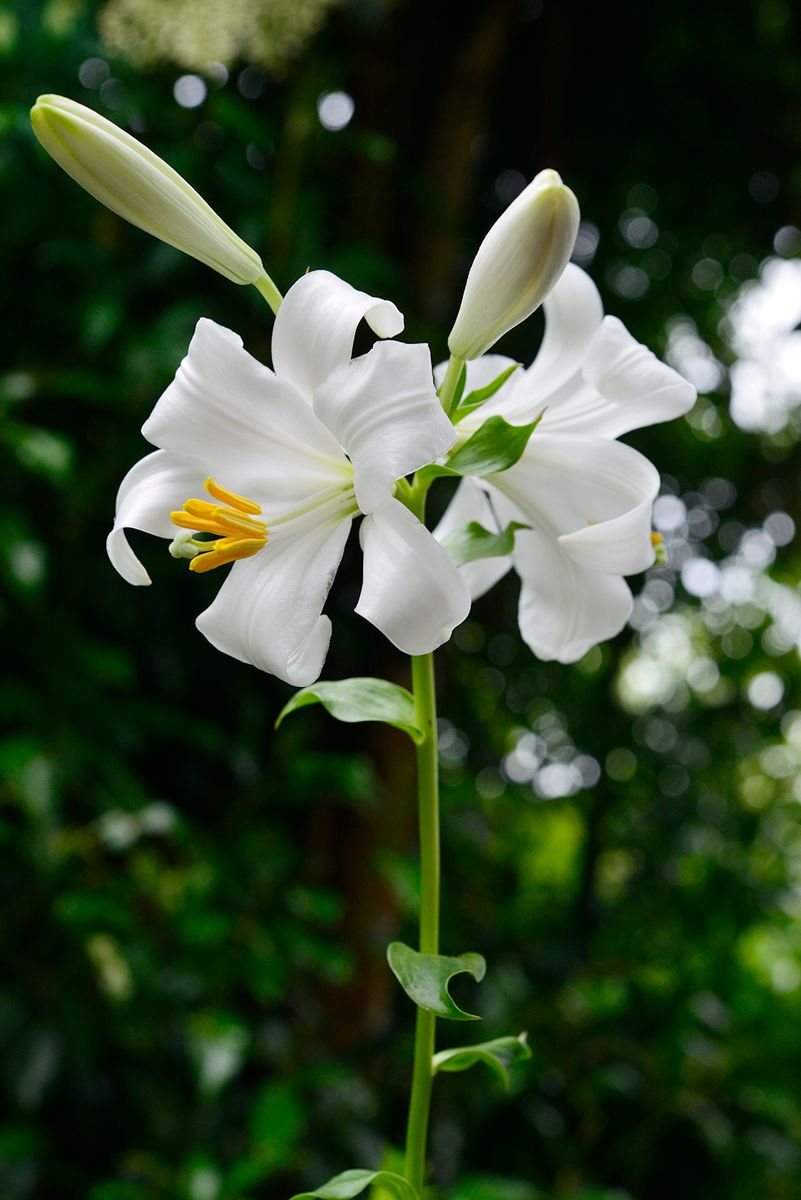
[438, 264, 697, 663]
[108, 271, 471, 684]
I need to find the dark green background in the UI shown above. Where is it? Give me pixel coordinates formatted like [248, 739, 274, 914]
[4, 1, 801, 1197]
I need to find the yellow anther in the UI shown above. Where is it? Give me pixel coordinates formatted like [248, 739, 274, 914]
[651, 531, 664, 547]
[188, 536, 267, 573]
[205, 477, 262, 515]
[170, 506, 267, 538]
[183, 498, 219, 517]
[214, 509, 269, 537]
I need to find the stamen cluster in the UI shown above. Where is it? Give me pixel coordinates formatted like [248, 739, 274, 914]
[170, 477, 268, 573]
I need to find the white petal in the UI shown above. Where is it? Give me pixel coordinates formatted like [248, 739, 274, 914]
[492, 263, 604, 425]
[356, 499, 471, 654]
[434, 477, 513, 600]
[543, 316, 697, 437]
[514, 529, 633, 663]
[491, 434, 659, 575]
[314, 341, 455, 513]
[195, 502, 354, 684]
[107, 450, 206, 585]
[142, 318, 349, 506]
[271, 270, 404, 401]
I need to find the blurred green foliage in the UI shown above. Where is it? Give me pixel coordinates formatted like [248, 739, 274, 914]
[3, 1, 801, 1199]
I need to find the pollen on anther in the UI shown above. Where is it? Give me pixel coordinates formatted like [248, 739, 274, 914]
[205, 477, 262, 515]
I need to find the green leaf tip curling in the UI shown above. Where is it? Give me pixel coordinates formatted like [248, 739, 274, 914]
[432, 1032, 531, 1089]
[387, 942, 486, 1021]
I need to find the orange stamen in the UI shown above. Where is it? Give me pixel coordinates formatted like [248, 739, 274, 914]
[205, 477, 263, 515]
[188, 537, 267, 573]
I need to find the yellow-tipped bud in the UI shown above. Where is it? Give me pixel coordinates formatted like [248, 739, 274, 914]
[448, 169, 580, 360]
[30, 94, 269, 287]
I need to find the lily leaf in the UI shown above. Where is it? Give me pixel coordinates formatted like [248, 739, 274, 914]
[432, 1033, 531, 1089]
[276, 678, 422, 744]
[387, 942, 486, 1020]
[453, 364, 520, 423]
[448, 414, 540, 476]
[441, 520, 528, 569]
[291, 1169, 417, 1200]
[419, 415, 540, 486]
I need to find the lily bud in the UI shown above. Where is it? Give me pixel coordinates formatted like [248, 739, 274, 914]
[448, 169, 580, 360]
[30, 94, 268, 287]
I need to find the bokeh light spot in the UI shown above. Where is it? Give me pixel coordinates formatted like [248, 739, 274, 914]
[747, 672, 784, 710]
[317, 90, 354, 131]
[174, 74, 207, 108]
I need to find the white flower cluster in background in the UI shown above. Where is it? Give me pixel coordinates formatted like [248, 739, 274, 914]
[617, 475, 798, 716]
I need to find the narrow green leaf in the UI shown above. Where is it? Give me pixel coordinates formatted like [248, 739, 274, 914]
[448, 415, 540, 476]
[290, 1168, 417, 1200]
[275, 678, 423, 744]
[441, 520, 528, 569]
[453, 363, 520, 422]
[387, 942, 486, 1021]
[432, 1033, 531, 1089]
[418, 415, 541, 488]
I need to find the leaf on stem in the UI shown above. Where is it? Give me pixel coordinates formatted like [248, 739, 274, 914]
[418, 414, 541, 486]
[387, 942, 486, 1020]
[441, 520, 528, 569]
[275, 678, 423, 744]
[453, 363, 520, 423]
[290, 1168, 418, 1200]
[432, 1033, 531, 1089]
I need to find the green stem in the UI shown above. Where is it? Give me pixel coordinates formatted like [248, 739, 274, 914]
[404, 648, 440, 1193]
[254, 271, 283, 314]
[438, 352, 465, 417]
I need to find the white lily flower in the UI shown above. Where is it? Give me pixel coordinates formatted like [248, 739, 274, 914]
[436, 264, 696, 663]
[108, 270, 471, 684]
[31, 95, 273, 295]
[448, 169, 580, 361]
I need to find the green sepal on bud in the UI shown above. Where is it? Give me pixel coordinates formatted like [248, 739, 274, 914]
[30, 95, 278, 299]
[448, 169, 579, 360]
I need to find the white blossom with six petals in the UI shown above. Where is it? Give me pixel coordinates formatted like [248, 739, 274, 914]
[108, 270, 471, 684]
[435, 264, 697, 663]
